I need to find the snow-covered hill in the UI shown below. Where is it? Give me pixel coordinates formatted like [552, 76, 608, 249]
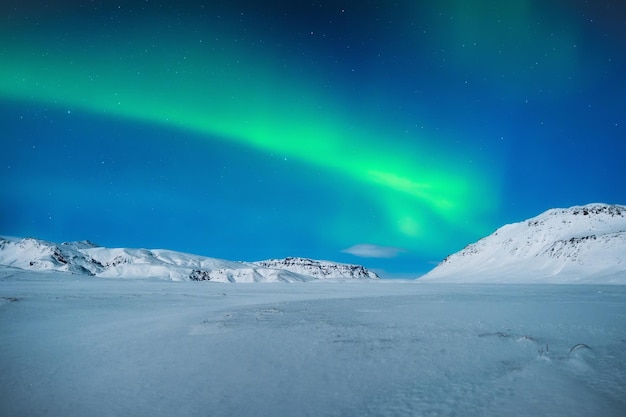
[0, 237, 379, 282]
[420, 203, 626, 284]
[254, 257, 379, 280]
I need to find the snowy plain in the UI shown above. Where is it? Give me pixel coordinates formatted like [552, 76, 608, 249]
[1, 268, 625, 417]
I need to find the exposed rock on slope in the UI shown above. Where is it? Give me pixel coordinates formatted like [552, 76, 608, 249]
[420, 203, 626, 284]
[254, 257, 379, 280]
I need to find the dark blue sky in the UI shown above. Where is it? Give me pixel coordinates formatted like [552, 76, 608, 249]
[1, 1, 625, 277]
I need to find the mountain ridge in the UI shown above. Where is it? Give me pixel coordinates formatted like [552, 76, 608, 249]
[420, 203, 626, 284]
[0, 237, 379, 282]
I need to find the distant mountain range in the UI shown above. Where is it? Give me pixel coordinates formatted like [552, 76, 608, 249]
[0, 237, 379, 282]
[3, 203, 625, 284]
[420, 203, 626, 284]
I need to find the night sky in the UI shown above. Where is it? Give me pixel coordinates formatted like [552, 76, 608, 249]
[2, 1, 625, 277]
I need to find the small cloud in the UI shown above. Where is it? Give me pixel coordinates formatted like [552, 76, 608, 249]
[341, 243, 405, 259]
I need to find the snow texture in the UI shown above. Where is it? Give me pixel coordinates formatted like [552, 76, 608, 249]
[0, 237, 378, 282]
[421, 203, 626, 283]
[1, 269, 625, 417]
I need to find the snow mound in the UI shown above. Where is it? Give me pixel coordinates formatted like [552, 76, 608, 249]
[420, 203, 626, 284]
[0, 237, 378, 282]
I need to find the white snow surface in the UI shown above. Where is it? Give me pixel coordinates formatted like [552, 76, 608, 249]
[1, 269, 625, 417]
[0, 237, 378, 282]
[421, 203, 626, 284]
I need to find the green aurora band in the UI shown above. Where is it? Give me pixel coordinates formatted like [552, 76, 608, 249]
[0, 23, 499, 252]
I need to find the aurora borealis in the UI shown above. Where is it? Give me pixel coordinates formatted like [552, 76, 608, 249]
[2, 1, 625, 276]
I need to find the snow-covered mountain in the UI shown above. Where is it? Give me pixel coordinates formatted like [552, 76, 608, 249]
[0, 237, 379, 282]
[420, 203, 626, 284]
[254, 257, 379, 280]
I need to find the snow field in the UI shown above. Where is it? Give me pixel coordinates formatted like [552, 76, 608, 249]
[1, 270, 625, 416]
